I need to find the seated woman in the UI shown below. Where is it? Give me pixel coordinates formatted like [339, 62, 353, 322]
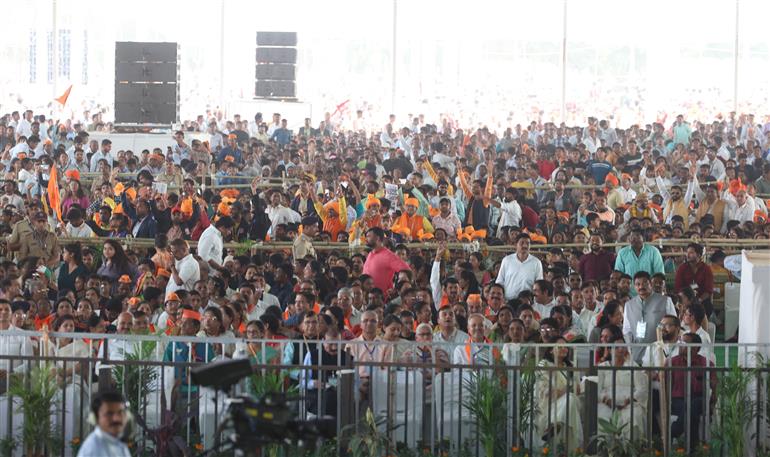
[597, 335, 648, 440]
[681, 303, 714, 363]
[489, 305, 514, 343]
[594, 324, 624, 365]
[502, 318, 529, 366]
[515, 304, 541, 343]
[46, 314, 94, 456]
[234, 320, 280, 365]
[588, 300, 624, 344]
[534, 335, 583, 452]
[550, 304, 585, 342]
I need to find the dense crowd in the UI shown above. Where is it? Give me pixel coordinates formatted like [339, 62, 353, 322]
[0, 107, 769, 452]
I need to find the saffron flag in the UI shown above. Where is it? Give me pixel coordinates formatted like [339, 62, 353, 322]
[47, 167, 62, 222]
[55, 85, 73, 106]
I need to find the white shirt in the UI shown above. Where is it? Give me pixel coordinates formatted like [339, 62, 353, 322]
[618, 186, 637, 204]
[724, 198, 756, 227]
[245, 293, 280, 321]
[89, 151, 113, 172]
[583, 135, 600, 155]
[66, 222, 94, 238]
[532, 299, 557, 321]
[16, 119, 32, 139]
[77, 426, 131, 457]
[452, 340, 495, 365]
[197, 225, 223, 267]
[10, 142, 29, 160]
[266, 205, 301, 235]
[497, 199, 522, 228]
[496, 253, 544, 300]
[95, 336, 134, 372]
[0, 327, 34, 373]
[433, 328, 469, 346]
[166, 253, 200, 294]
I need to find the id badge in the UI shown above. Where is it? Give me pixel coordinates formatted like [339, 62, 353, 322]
[635, 320, 647, 340]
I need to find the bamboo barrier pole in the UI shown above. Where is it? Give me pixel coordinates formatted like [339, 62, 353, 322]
[58, 236, 770, 252]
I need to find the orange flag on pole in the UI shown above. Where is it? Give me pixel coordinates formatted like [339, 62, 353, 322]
[55, 85, 73, 106]
[47, 167, 62, 222]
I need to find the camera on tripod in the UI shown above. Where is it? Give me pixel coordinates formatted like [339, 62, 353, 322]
[190, 358, 336, 454]
[228, 393, 335, 448]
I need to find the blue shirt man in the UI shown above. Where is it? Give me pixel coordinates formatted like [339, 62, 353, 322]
[614, 229, 664, 295]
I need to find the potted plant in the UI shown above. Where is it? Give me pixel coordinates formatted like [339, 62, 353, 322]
[112, 340, 160, 417]
[8, 363, 62, 457]
[462, 372, 509, 457]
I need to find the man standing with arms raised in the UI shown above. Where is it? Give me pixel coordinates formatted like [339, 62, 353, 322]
[496, 233, 544, 301]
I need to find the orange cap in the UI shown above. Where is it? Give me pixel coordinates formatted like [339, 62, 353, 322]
[65, 169, 81, 181]
[324, 200, 340, 215]
[180, 198, 193, 215]
[217, 201, 232, 216]
[604, 173, 619, 187]
[404, 197, 419, 207]
[127, 297, 141, 306]
[220, 189, 240, 199]
[118, 275, 132, 284]
[181, 309, 201, 321]
[365, 194, 381, 209]
[165, 292, 180, 302]
[467, 294, 482, 304]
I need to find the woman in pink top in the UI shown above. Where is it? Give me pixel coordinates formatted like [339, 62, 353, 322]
[61, 179, 90, 215]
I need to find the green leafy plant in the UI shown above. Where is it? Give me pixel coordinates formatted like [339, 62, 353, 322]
[518, 353, 539, 448]
[347, 408, 393, 457]
[7, 363, 62, 457]
[588, 411, 653, 457]
[248, 370, 293, 398]
[461, 372, 509, 457]
[112, 340, 160, 416]
[710, 362, 755, 457]
[0, 437, 16, 457]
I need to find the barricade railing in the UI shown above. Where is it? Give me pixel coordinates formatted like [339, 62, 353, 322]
[54, 235, 770, 254]
[0, 331, 768, 457]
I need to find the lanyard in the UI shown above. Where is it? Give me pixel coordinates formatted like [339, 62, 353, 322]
[464, 338, 490, 364]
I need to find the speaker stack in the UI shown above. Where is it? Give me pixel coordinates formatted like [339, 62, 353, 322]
[255, 32, 297, 100]
[114, 42, 180, 126]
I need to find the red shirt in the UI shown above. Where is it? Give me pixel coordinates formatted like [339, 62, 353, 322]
[578, 250, 616, 282]
[520, 205, 539, 230]
[668, 354, 717, 401]
[363, 247, 411, 295]
[674, 261, 714, 296]
[537, 160, 556, 180]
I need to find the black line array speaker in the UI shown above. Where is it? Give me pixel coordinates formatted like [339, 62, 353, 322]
[255, 32, 297, 100]
[255, 81, 296, 98]
[257, 32, 297, 47]
[115, 41, 179, 125]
